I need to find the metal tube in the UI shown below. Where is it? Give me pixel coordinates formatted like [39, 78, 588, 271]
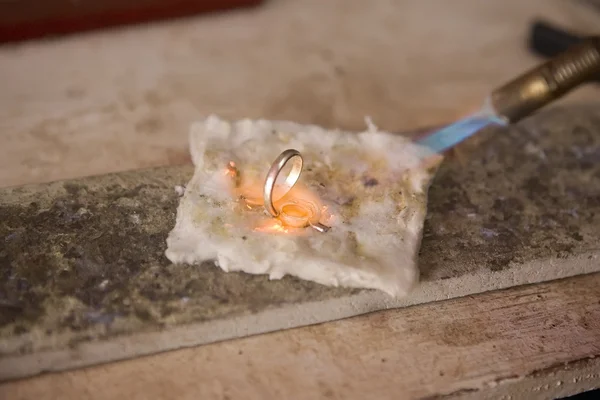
[491, 36, 600, 123]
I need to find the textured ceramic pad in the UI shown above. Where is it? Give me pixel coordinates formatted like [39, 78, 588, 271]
[165, 116, 438, 296]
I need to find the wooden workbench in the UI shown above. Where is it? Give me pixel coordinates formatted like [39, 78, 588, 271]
[1, 1, 599, 399]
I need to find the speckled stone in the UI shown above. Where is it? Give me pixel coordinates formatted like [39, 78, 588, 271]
[1, 105, 599, 381]
[421, 104, 600, 280]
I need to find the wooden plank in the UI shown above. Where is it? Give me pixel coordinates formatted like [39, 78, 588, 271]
[2, 273, 599, 400]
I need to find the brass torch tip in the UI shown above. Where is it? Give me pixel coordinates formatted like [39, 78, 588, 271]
[491, 36, 600, 123]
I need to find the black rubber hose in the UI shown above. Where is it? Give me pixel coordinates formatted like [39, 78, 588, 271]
[529, 20, 583, 57]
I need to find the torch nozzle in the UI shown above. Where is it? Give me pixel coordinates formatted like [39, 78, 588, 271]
[491, 36, 600, 123]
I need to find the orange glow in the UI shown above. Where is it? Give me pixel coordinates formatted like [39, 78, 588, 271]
[224, 161, 333, 234]
[283, 204, 306, 217]
[279, 203, 310, 228]
[224, 161, 238, 178]
[253, 219, 291, 234]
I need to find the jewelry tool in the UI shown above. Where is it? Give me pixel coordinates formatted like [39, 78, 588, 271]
[417, 35, 600, 154]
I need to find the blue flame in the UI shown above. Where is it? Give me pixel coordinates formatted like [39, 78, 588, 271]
[416, 95, 508, 153]
[416, 114, 506, 153]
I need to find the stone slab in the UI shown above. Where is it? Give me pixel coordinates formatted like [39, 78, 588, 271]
[1, 106, 600, 381]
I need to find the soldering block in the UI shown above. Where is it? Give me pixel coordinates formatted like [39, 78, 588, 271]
[165, 116, 440, 296]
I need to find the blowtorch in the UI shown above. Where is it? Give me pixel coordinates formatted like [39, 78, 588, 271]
[417, 34, 600, 153]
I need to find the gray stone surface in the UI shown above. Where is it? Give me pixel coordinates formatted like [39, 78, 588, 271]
[1, 105, 600, 381]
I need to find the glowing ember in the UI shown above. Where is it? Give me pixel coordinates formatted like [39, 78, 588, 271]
[223, 160, 331, 234]
[224, 161, 236, 176]
[253, 219, 291, 234]
[224, 161, 241, 187]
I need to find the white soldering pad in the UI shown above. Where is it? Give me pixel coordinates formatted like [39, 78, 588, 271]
[165, 116, 439, 296]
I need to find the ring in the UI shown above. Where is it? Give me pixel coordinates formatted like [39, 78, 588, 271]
[279, 203, 311, 228]
[263, 149, 303, 217]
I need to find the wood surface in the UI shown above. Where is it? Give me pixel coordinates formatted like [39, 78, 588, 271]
[2, 273, 599, 400]
[1, 0, 600, 398]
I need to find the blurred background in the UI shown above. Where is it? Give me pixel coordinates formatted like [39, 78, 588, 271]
[0, 0, 598, 187]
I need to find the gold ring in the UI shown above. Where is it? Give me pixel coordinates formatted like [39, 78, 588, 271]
[279, 203, 311, 228]
[263, 149, 303, 217]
